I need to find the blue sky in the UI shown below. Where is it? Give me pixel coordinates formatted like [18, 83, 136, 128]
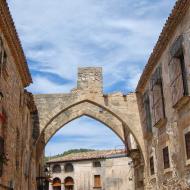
[8, 0, 176, 156]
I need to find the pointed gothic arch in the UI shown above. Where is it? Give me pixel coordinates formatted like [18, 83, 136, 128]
[35, 96, 145, 162]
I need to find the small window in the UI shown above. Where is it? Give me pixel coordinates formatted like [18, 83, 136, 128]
[149, 156, 155, 175]
[2, 51, 8, 79]
[16, 129, 20, 170]
[94, 175, 101, 188]
[65, 163, 74, 172]
[52, 164, 61, 173]
[0, 137, 5, 177]
[163, 146, 170, 169]
[93, 161, 101, 167]
[0, 37, 3, 66]
[185, 132, 190, 160]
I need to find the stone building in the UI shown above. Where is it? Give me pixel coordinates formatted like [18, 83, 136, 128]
[46, 150, 134, 190]
[0, 1, 39, 189]
[136, 0, 190, 189]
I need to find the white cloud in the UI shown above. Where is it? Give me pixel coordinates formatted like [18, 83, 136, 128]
[8, 0, 176, 93]
[28, 76, 75, 94]
[8, 0, 176, 153]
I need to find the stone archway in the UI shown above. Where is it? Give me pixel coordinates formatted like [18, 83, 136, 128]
[34, 67, 146, 189]
[35, 94, 145, 158]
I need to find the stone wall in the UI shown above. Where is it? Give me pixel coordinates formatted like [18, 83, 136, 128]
[75, 67, 103, 94]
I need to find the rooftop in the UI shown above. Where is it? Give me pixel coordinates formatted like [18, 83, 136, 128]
[47, 149, 127, 163]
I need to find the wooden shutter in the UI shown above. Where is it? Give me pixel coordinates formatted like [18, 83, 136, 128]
[163, 146, 170, 169]
[143, 92, 152, 135]
[24, 153, 30, 177]
[150, 67, 165, 126]
[185, 132, 190, 160]
[152, 85, 164, 125]
[169, 58, 184, 105]
[94, 175, 101, 187]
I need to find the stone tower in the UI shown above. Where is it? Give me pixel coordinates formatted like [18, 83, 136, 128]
[75, 67, 103, 94]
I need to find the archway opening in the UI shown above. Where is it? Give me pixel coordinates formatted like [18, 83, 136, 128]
[45, 116, 125, 156]
[45, 116, 137, 190]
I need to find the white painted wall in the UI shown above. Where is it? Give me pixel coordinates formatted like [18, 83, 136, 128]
[49, 156, 135, 190]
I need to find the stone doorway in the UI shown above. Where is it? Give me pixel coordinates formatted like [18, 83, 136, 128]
[64, 177, 74, 190]
[52, 178, 61, 190]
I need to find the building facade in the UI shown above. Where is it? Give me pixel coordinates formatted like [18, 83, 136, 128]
[0, 1, 39, 189]
[136, 0, 190, 189]
[46, 150, 134, 190]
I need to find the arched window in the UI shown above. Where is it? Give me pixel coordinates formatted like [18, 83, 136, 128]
[52, 178, 61, 190]
[64, 177, 74, 190]
[64, 163, 74, 172]
[52, 164, 61, 173]
[93, 161, 101, 167]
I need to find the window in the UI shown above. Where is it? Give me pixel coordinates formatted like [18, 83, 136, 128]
[52, 164, 61, 173]
[163, 146, 170, 169]
[0, 37, 3, 71]
[0, 108, 7, 177]
[94, 175, 101, 188]
[16, 129, 20, 170]
[185, 132, 190, 160]
[149, 156, 155, 175]
[32, 111, 40, 141]
[65, 163, 74, 172]
[150, 67, 165, 127]
[0, 137, 4, 177]
[169, 35, 188, 106]
[143, 92, 152, 135]
[0, 37, 8, 79]
[93, 161, 101, 167]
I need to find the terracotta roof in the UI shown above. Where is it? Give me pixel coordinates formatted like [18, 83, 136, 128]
[0, 0, 32, 87]
[136, 0, 190, 92]
[47, 149, 127, 163]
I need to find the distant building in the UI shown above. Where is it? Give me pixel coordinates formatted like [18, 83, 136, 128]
[46, 150, 134, 190]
